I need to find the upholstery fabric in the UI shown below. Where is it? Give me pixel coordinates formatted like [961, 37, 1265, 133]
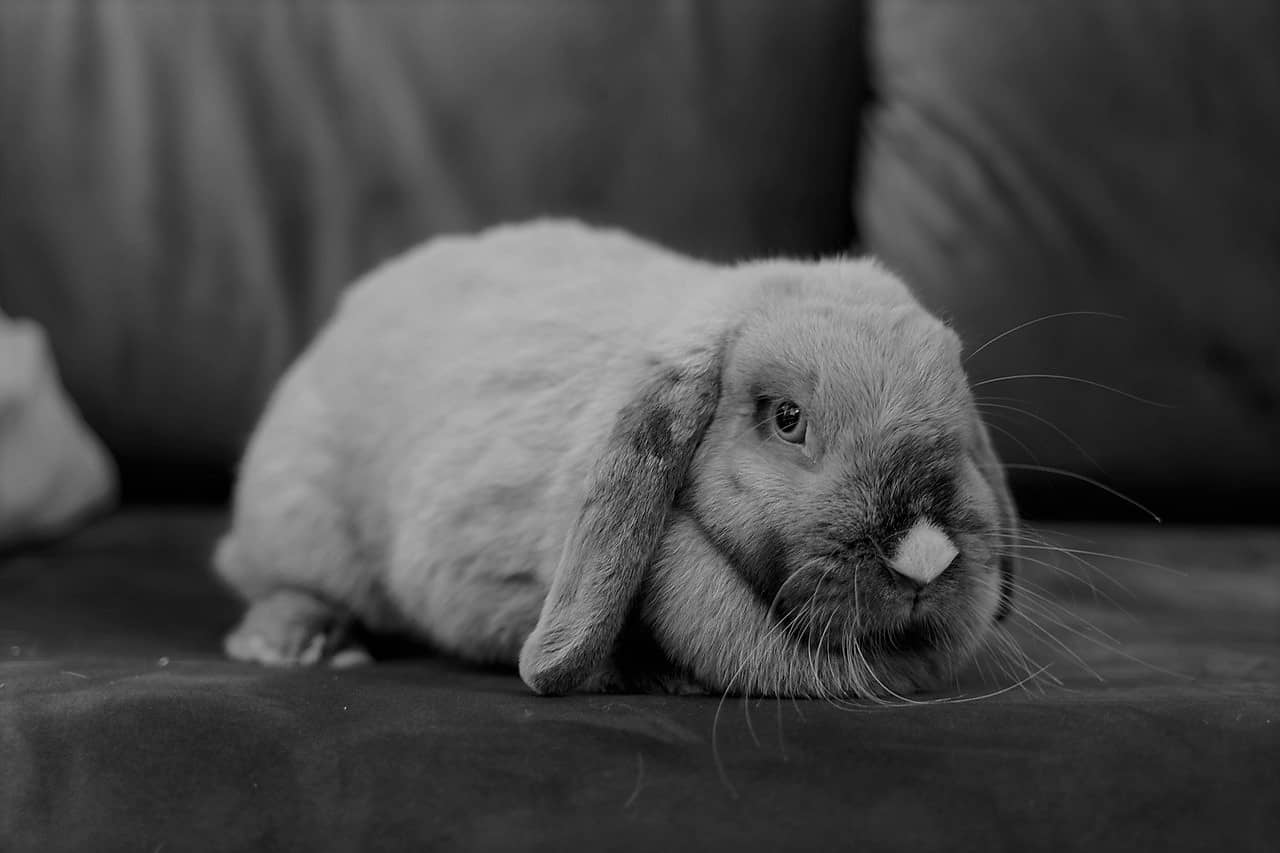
[1, 510, 1277, 851]
[859, 0, 1280, 520]
[0, 0, 863, 488]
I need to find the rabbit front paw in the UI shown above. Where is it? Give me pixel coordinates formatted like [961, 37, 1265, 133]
[224, 589, 371, 668]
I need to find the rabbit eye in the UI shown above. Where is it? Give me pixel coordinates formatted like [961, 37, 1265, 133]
[772, 400, 807, 443]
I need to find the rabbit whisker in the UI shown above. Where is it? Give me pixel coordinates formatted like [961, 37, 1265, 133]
[975, 400, 1105, 472]
[993, 581, 1127, 648]
[1015, 544, 1184, 577]
[999, 463, 1163, 522]
[933, 664, 1054, 704]
[989, 533, 1142, 598]
[970, 373, 1173, 409]
[989, 549, 1135, 613]
[978, 567, 1186, 683]
[711, 592, 814, 798]
[963, 310, 1126, 364]
[1003, 570, 1137, 625]
[974, 414, 1041, 463]
[971, 575, 1106, 681]
[710, 603, 810, 799]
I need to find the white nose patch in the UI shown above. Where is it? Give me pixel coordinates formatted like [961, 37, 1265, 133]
[888, 519, 958, 586]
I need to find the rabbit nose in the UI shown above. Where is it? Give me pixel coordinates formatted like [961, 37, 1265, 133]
[887, 519, 957, 587]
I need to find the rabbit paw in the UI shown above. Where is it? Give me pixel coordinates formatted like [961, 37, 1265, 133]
[224, 589, 371, 668]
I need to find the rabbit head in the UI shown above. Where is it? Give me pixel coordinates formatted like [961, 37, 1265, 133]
[519, 259, 1017, 697]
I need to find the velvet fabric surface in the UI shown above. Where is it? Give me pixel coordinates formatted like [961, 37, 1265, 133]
[1, 510, 1276, 851]
[860, 0, 1280, 520]
[0, 0, 863, 490]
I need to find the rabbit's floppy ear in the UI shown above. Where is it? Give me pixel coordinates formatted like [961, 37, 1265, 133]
[970, 413, 1019, 621]
[519, 340, 725, 695]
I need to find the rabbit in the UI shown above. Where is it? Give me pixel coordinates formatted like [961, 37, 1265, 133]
[213, 219, 1018, 698]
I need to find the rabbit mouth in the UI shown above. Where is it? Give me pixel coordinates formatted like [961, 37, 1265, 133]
[769, 556, 963, 648]
[789, 612, 949, 658]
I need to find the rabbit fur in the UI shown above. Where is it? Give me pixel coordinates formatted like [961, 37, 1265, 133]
[215, 220, 1017, 697]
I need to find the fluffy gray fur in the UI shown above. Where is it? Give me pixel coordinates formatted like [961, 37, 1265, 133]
[214, 220, 1018, 697]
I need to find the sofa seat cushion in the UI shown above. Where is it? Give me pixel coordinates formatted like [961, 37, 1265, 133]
[1, 509, 1276, 850]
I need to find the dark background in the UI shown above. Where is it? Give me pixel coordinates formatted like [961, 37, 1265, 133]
[2, 0, 1277, 523]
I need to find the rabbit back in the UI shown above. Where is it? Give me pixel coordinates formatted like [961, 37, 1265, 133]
[219, 220, 716, 664]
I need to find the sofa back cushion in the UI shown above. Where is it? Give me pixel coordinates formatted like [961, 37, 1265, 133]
[859, 0, 1280, 520]
[0, 1, 863, 495]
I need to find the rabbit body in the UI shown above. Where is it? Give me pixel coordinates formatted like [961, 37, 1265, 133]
[216, 220, 1017, 696]
[216, 222, 713, 664]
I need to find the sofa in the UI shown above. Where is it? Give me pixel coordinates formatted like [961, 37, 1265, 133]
[1, 2, 1277, 850]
